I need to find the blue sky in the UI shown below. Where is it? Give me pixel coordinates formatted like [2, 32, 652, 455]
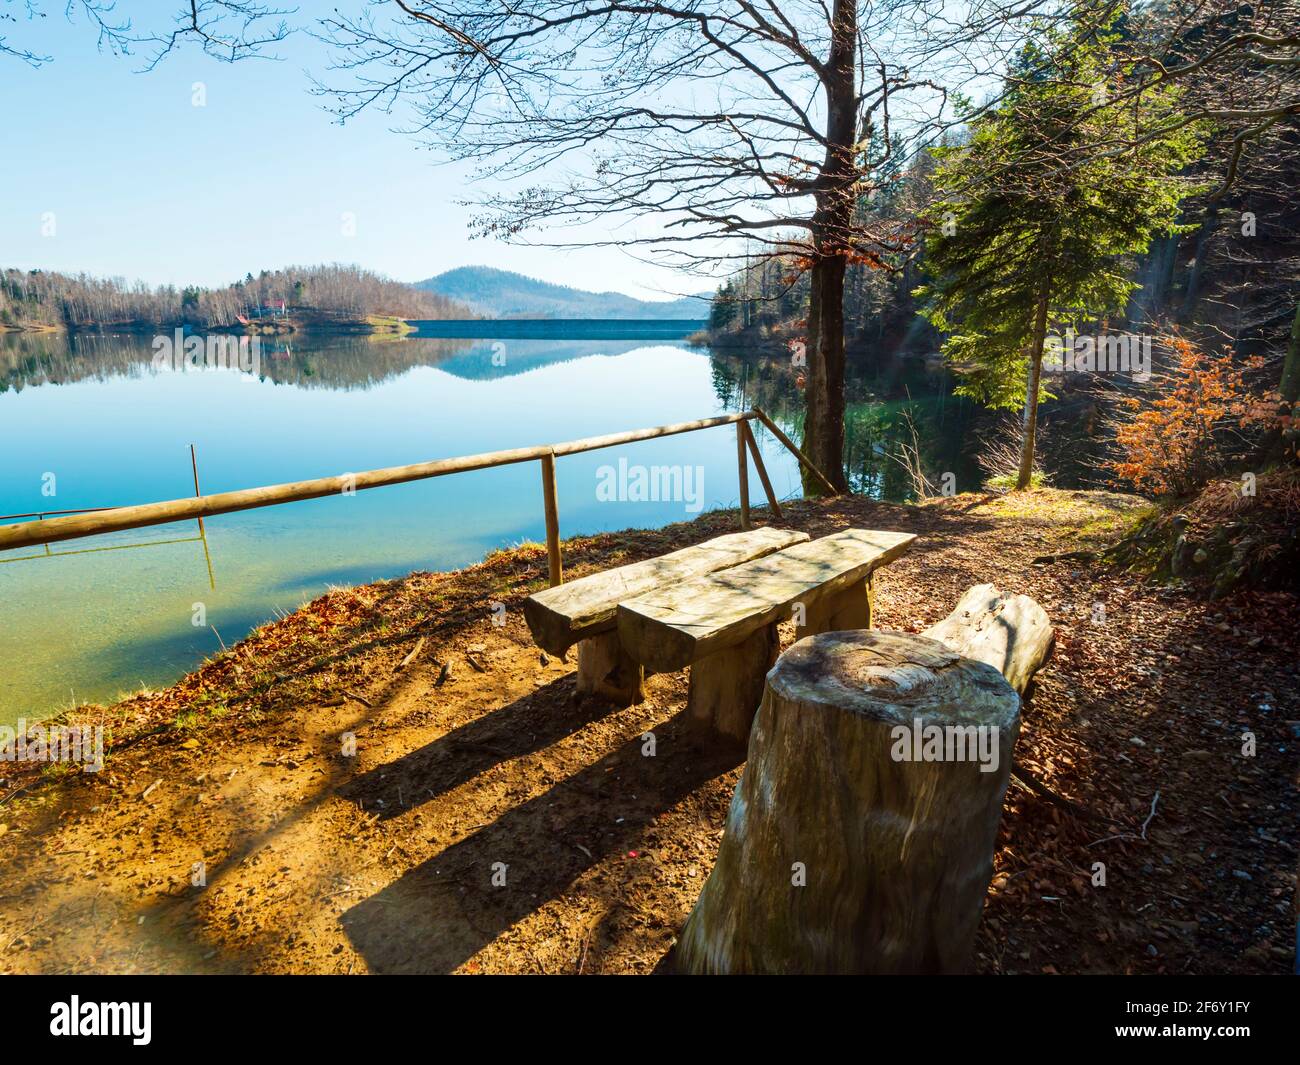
[0, 7, 691, 298]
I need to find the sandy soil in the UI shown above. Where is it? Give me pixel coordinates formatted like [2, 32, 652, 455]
[1, 490, 1295, 974]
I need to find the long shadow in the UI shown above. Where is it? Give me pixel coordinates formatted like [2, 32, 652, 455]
[340, 715, 743, 974]
[338, 675, 619, 816]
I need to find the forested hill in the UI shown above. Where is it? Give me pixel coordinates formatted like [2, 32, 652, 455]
[0, 264, 468, 333]
[418, 266, 710, 319]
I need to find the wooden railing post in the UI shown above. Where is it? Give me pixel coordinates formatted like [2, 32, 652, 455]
[736, 422, 751, 530]
[750, 406, 839, 497]
[740, 420, 782, 519]
[540, 451, 562, 587]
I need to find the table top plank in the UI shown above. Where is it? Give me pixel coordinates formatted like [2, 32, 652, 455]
[617, 528, 916, 671]
[523, 526, 810, 655]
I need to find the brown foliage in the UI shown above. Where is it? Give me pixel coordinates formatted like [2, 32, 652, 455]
[1112, 333, 1284, 496]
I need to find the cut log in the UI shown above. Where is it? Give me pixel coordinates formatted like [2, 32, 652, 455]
[575, 631, 645, 704]
[522, 526, 808, 657]
[921, 583, 1053, 695]
[685, 622, 779, 743]
[676, 629, 1021, 975]
[618, 528, 915, 673]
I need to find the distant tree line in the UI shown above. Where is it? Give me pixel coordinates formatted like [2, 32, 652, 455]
[0, 264, 467, 331]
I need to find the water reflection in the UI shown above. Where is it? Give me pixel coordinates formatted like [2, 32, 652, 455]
[1, 329, 978, 501]
[709, 349, 979, 499]
[0, 328, 977, 721]
[1, 331, 724, 392]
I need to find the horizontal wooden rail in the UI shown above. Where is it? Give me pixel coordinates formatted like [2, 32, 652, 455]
[0, 411, 838, 555]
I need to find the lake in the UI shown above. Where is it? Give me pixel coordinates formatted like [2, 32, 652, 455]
[0, 323, 977, 725]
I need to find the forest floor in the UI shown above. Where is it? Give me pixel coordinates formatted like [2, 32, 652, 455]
[1, 488, 1296, 974]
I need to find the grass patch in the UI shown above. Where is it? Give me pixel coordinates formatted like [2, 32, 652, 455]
[985, 471, 1048, 490]
[365, 315, 415, 335]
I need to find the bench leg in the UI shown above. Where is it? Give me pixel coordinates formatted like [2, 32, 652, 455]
[576, 632, 645, 705]
[686, 622, 779, 743]
[802, 574, 874, 636]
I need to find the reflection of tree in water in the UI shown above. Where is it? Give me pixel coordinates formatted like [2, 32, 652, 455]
[708, 348, 981, 501]
[257, 336, 476, 389]
[432, 338, 659, 380]
[0, 332, 138, 393]
[3, 333, 983, 500]
[0, 332, 680, 393]
[0, 332, 476, 393]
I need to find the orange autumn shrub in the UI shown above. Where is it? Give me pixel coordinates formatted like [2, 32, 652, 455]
[1112, 334, 1283, 497]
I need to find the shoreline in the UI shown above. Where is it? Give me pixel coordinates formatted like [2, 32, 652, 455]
[0, 315, 418, 338]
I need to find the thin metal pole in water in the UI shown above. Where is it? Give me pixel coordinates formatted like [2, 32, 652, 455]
[189, 443, 215, 589]
[189, 444, 206, 537]
[199, 529, 215, 591]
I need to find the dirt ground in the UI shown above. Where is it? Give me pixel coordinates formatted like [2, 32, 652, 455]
[1, 489, 1296, 974]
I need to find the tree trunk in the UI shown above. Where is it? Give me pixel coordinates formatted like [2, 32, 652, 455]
[798, 0, 856, 497]
[676, 629, 1021, 974]
[801, 256, 850, 495]
[1016, 279, 1051, 490]
[1281, 301, 1300, 406]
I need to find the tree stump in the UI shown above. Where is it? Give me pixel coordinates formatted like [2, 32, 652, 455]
[685, 622, 779, 743]
[676, 629, 1022, 974]
[575, 632, 645, 704]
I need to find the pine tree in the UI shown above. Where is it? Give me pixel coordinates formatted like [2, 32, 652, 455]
[916, 7, 1206, 488]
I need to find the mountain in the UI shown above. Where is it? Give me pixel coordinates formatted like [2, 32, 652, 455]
[416, 266, 710, 320]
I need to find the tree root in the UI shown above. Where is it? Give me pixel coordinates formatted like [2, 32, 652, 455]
[1009, 762, 1118, 826]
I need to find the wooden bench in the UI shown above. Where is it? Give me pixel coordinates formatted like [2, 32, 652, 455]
[523, 526, 810, 703]
[616, 528, 916, 741]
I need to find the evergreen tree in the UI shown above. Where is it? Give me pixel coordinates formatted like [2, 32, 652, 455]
[916, 7, 1206, 488]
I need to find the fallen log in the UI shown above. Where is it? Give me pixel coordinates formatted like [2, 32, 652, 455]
[921, 586, 1101, 819]
[920, 583, 1053, 695]
[677, 585, 1055, 975]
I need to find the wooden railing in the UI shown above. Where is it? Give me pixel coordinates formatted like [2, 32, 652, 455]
[0, 408, 835, 586]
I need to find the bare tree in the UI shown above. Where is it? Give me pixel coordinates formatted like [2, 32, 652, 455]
[1, 0, 292, 68]
[314, 0, 1053, 492]
[1118, 0, 1298, 195]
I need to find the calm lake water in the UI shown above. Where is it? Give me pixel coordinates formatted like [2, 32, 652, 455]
[0, 324, 976, 724]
